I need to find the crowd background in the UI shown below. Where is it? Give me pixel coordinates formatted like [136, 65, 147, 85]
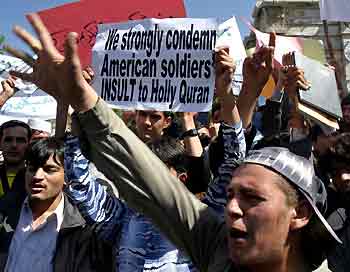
[0, 8, 349, 272]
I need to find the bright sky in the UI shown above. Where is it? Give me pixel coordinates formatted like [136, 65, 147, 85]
[1, 0, 257, 50]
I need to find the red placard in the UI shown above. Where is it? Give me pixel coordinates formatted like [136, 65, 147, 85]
[33, 0, 186, 68]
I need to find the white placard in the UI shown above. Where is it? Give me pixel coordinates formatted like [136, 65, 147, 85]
[0, 92, 57, 120]
[0, 55, 56, 120]
[216, 17, 246, 96]
[92, 18, 218, 112]
[0, 54, 38, 94]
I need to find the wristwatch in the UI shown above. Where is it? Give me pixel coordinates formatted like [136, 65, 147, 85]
[181, 128, 198, 139]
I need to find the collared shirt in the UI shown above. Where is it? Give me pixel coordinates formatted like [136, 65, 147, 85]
[5, 195, 65, 272]
[64, 121, 246, 272]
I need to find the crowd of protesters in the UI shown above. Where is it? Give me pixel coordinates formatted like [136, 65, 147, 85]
[0, 13, 349, 272]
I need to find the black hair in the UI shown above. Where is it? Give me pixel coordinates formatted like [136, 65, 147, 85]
[0, 120, 31, 140]
[136, 110, 173, 119]
[332, 133, 350, 161]
[148, 136, 188, 173]
[25, 137, 64, 169]
[319, 133, 350, 174]
[341, 94, 350, 107]
[211, 101, 221, 118]
[163, 111, 173, 118]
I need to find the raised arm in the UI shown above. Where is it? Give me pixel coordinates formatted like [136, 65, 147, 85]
[179, 112, 203, 157]
[64, 135, 128, 245]
[237, 32, 276, 129]
[7, 14, 229, 271]
[203, 48, 246, 215]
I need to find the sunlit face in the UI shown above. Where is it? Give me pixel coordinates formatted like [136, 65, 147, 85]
[1, 126, 29, 165]
[135, 110, 171, 143]
[225, 164, 296, 267]
[25, 154, 64, 201]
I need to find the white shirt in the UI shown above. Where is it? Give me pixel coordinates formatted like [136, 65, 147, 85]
[4, 195, 64, 272]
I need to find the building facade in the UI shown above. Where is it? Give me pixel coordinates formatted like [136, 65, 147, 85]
[248, 0, 350, 96]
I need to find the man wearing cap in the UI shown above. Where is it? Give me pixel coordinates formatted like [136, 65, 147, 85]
[27, 118, 52, 142]
[66, 92, 339, 271]
[72, 105, 339, 271]
[73, 104, 340, 272]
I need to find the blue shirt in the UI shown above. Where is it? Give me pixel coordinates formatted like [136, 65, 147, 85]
[5, 196, 64, 272]
[64, 122, 245, 271]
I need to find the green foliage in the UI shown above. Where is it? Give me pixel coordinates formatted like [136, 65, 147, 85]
[0, 35, 5, 54]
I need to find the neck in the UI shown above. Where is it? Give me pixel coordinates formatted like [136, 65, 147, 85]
[244, 236, 309, 272]
[5, 161, 24, 172]
[30, 193, 63, 221]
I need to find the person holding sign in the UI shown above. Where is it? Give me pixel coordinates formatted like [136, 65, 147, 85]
[6, 14, 339, 272]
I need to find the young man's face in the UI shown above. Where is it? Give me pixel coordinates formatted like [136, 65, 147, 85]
[1, 126, 29, 165]
[25, 154, 64, 201]
[135, 111, 171, 143]
[225, 164, 298, 267]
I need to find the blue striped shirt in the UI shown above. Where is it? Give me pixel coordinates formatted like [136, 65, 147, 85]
[64, 122, 245, 271]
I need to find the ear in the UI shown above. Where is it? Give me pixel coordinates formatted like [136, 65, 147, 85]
[178, 172, 188, 184]
[163, 116, 172, 129]
[290, 200, 313, 231]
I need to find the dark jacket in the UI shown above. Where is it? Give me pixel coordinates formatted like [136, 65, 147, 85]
[0, 164, 26, 202]
[0, 193, 113, 272]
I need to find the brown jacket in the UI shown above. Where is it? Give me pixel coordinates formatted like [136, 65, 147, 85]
[73, 99, 232, 272]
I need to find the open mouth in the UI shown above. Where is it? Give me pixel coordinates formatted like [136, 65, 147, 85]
[230, 228, 249, 240]
[30, 183, 46, 192]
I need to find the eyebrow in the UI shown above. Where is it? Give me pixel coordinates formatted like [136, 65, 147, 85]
[4, 136, 27, 139]
[43, 162, 61, 169]
[227, 183, 262, 195]
[240, 187, 260, 195]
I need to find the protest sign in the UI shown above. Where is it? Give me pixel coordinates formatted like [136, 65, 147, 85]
[0, 90, 57, 120]
[320, 0, 350, 22]
[0, 55, 56, 120]
[0, 54, 37, 94]
[92, 18, 218, 112]
[245, 22, 327, 98]
[36, 0, 186, 68]
[252, 27, 327, 65]
[216, 17, 246, 96]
